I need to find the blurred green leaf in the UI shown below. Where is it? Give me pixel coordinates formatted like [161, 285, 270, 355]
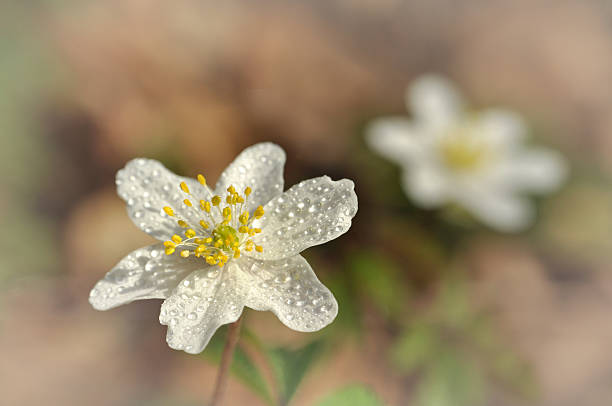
[202, 327, 274, 405]
[391, 322, 438, 372]
[416, 350, 485, 406]
[348, 251, 405, 318]
[315, 384, 385, 406]
[267, 339, 325, 405]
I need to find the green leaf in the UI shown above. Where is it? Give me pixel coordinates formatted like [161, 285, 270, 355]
[267, 339, 325, 405]
[348, 251, 405, 318]
[315, 385, 385, 406]
[201, 327, 274, 405]
[391, 322, 439, 373]
[415, 350, 485, 406]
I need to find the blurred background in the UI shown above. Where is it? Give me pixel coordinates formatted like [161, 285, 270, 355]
[2, 0, 612, 405]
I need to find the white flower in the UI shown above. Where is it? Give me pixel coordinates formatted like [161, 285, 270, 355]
[89, 143, 358, 354]
[366, 74, 568, 231]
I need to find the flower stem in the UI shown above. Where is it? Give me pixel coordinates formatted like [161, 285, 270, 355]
[209, 314, 244, 406]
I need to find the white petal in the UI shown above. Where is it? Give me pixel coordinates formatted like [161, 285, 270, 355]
[116, 158, 217, 241]
[402, 165, 449, 207]
[495, 148, 568, 193]
[457, 187, 534, 232]
[247, 176, 358, 261]
[215, 142, 286, 211]
[89, 244, 199, 311]
[241, 255, 338, 332]
[159, 262, 246, 354]
[476, 108, 527, 148]
[365, 117, 423, 164]
[407, 74, 463, 127]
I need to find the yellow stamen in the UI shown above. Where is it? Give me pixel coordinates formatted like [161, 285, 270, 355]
[180, 182, 190, 194]
[244, 187, 252, 196]
[254, 205, 265, 219]
[212, 196, 221, 206]
[255, 245, 263, 253]
[183, 199, 193, 207]
[185, 229, 196, 238]
[177, 220, 189, 228]
[171, 234, 183, 244]
[180, 250, 190, 258]
[163, 206, 174, 216]
[199, 220, 209, 229]
[165, 246, 176, 255]
[197, 174, 206, 186]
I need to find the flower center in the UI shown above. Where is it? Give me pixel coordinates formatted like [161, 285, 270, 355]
[438, 123, 488, 171]
[161, 175, 264, 268]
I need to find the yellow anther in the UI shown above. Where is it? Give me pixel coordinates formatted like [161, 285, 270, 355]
[254, 205, 265, 219]
[195, 238, 205, 244]
[185, 229, 196, 238]
[244, 187, 252, 196]
[177, 220, 189, 228]
[236, 196, 244, 204]
[196, 245, 207, 254]
[239, 226, 248, 234]
[233, 249, 241, 258]
[212, 196, 221, 206]
[163, 241, 175, 248]
[205, 237, 213, 243]
[171, 234, 183, 244]
[226, 195, 233, 204]
[180, 182, 190, 194]
[197, 174, 206, 186]
[227, 185, 236, 194]
[180, 250, 190, 258]
[255, 245, 263, 253]
[165, 246, 176, 255]
[223, 207, 232, 218]
[253, 228, 262, 233]
[205, 256, 216, 265]
[183, 199, 193, 207]
[203, 201, 211, 212]
[239, 212, 249, 224]
[163, 206, 174, 216]
[199, 220, 209, 229]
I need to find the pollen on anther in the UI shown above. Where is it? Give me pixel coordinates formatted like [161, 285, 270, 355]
[180, 250, 190, 258]
[177, 220, 189, 228]
[212, 196, 221, 206]
[165, 247, 175, 255]
[244, 186, 252, 196]
[171, 234, 183, 244]
[183, 199, 193, 207]
[199, 220, 209, 229]
[180, 182, 190, 194]
[163, 206, 174, 216]
[197, 174, 206, 186]
[185, 229, 196, 238]
[255, 245, 263, 253]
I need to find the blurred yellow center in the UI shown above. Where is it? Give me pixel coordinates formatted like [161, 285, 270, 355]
[440, 137, 487, 171]
[161, 176, 264, 268]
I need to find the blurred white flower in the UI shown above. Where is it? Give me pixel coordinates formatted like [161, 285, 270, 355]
[89, 143, 358, 354]
[366, 74, 567, 231]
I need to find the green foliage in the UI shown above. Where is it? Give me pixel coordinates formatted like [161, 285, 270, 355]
[315, 385, 385, 406]
[267, 339, 325, 406]
[202, 327, 274, 405]
[348, 251, 406, 319]
[390, 274, 533, 406]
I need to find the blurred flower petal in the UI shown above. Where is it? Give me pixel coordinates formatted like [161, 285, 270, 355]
[407, 74, 463, 128]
